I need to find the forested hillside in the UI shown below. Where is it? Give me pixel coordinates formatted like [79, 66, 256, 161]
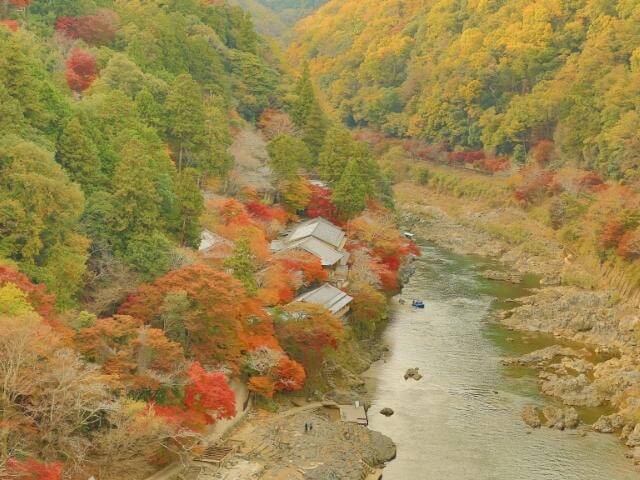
[1, 0, 277, 309]
[0, 1, 411, 478]
[290, 0, 640, 182]
[230, 0, 327, 37]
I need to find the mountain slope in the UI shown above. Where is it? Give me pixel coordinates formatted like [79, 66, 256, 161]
[231, 0, 328, 37]
[289, 0, 640, 181]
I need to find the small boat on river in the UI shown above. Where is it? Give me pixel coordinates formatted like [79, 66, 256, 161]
[411, 300, 425, 309]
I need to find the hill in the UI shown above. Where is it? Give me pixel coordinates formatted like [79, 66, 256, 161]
[230, 0, 328, 37]
[289, 0, 640, 182]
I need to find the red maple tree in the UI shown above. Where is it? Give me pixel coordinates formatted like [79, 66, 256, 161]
[65, 48, 97, 93]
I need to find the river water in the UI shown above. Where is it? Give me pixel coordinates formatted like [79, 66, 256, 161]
[365, 243, 637, 479]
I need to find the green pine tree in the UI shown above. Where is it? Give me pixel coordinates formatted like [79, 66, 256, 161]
[332, 158, 368, 219]
[172, 167, 204, 248]
[111, 139, 161, 241]
[267, 134, 311, 184]
[225, 237, 258, 295]
[317, 126, 355, 184]
[56, 116, 102, 190]
[166, 73, 206, 172]
[302, 101, 327, 160]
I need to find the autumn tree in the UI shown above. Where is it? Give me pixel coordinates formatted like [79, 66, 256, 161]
[66, 48, 97, 94]
[119, 264, 271, 369]
[275, 303, 344, 372]
[76, 314, 184, 395]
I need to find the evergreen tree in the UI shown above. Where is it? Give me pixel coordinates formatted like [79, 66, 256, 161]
[56, 116, 102, 190]
[302, 101, 327, 160]
[135, 88, 165, 133]
[291, 64, 326, 158]
[172, 167, 204, 248]
[317, 126, 354, 184]
[166, 73, 206, 172]
[291, 64, 315, 127]
[224, 237, 257, 295]
[111, 139, 161, 242]
[332, 159, 367, 219]
[267, 134, 311, 183]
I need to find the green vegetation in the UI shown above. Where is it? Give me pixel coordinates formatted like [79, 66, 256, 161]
[290, 0, 640, 182]
[0, 0, 278, 306]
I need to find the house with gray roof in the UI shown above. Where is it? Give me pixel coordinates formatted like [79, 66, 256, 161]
[286, 217, 346, 250]
[281, 237, 349, 268]
[294, 283, 353, 320]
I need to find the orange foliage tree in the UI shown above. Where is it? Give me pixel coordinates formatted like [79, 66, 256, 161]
[275, 303, 344, 371]
[76, 315, 184, 395]
[119, 264, 273, 370]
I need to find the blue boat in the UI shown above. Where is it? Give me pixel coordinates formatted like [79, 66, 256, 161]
[412, 300, 425, 309]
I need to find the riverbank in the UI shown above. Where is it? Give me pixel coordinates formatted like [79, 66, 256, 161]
[396, 180, 640, 464]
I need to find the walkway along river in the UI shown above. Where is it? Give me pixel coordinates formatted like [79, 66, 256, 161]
[365, 242, 637, 479]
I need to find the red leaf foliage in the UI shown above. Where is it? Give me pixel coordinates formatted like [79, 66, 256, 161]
[599, 219, 626, 250]
[279, 250, 327, 285]
[306, 184, 339, 224]
[65, 48, 97, 93]
[276, 303, 344, 370]
[6, 458, 63, 480]
[184, 362, 236, 422]
[119, 264, 273, 370]
[514, 169, 560, 204]
[273, 356, 306, 392]
[55, 10, 119, 45]
[617, 229, 640, 260]
[1, 19, 19, 31]
[578, 172, 608, 193]
[246, 201, 288, 224]
[0, 265, 57, 324]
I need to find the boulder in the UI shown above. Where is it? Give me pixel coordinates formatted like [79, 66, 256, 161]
[404, 368, 423, 381]
[380, 408, 394, 417]
[481, 269, 523, 283]
[592, 414, 625, 434]
[542, 406, 580, 430]
[626, 424, 640, 447]
[521, 405, 541, 428]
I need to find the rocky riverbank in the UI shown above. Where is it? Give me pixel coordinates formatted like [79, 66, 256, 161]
[399, 199, 640, 463]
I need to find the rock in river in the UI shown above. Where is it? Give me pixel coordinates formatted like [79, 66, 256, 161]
[380, 407, 395, 417]
[542, 406, 580, 430]
[404, 368, 423, 381]
[521, 405, 542, 428]
[592, 414, 625, 434]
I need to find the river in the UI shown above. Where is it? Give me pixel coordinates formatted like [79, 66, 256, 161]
[365, 242, 637, 479]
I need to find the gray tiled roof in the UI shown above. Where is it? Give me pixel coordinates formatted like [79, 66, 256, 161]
[284, 237, 345, 266]
[287, 217, 345, 249]
[294, 283, 353, 315]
